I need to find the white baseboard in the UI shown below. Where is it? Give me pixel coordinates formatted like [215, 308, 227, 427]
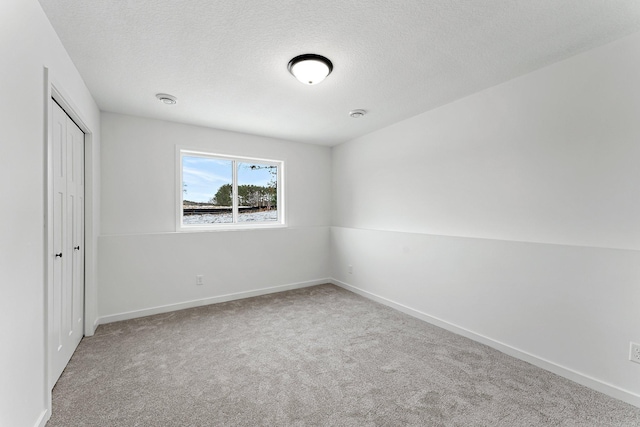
[83, 316, 99, 337]
[34, 409, 49, 427]
[97, 278, 331, 325]
[331, 278, 640, 409]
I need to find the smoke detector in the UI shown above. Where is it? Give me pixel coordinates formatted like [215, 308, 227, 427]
[349, 109, 366, 118]
[156, 93, 177, 105]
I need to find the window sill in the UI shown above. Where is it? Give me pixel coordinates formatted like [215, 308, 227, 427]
[177, 223, 287, 233]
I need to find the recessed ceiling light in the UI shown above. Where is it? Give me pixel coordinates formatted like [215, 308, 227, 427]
[288, 54, 333, 85]
[156, 93, 177, 104]
[349, 109, 367, 118]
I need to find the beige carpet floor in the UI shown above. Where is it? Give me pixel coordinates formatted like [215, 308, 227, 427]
[48, 284, 640, 426]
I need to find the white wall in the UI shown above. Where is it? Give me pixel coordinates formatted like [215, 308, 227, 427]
[0, 1, 101, 426]
[99, 113, 331, 320]
[4, 3, 637, 424]
[331, 31, 640, 406]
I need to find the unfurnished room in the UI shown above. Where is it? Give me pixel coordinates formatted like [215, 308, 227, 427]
[1, 1, 640, 426]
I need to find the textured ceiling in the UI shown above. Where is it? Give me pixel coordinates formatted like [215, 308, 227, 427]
[39, 0, 640, 145]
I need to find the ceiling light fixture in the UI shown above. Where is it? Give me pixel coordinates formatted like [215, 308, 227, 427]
[288, 54, 333, 85]
[349, 109, 367, 118]
[156, 93, 177, 104]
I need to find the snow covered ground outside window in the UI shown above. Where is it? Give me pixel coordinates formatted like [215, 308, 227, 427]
[183, 210, 278, 225]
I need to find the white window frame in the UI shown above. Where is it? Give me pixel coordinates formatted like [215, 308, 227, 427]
[177, 148, 285, 231]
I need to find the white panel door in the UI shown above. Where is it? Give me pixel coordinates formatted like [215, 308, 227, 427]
[51, 99, 85, 385]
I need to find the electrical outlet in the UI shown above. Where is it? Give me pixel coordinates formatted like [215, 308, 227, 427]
[196, 275, 204, 286]
[630, 342, 640, 364]
[348, 265, 353, 274]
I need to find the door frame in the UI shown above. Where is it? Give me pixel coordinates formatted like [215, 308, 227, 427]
[43, 67, 98, 401]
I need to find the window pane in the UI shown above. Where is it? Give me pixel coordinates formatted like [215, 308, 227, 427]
[237, 162, 278, 223]
[182, 156, 233, 225]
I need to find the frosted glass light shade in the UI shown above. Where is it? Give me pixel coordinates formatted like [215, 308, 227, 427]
[288, 54, 333, 85]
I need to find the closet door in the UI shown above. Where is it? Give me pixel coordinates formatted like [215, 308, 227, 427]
[51, 99, 85, 386]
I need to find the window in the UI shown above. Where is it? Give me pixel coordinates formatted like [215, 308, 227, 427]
[178, 149, 284, 230]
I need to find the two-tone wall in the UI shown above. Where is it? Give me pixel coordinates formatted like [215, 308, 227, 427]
[8, 2, 638, 424]
[98, 113, 332, 322]
[331, 31, 640, 405]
